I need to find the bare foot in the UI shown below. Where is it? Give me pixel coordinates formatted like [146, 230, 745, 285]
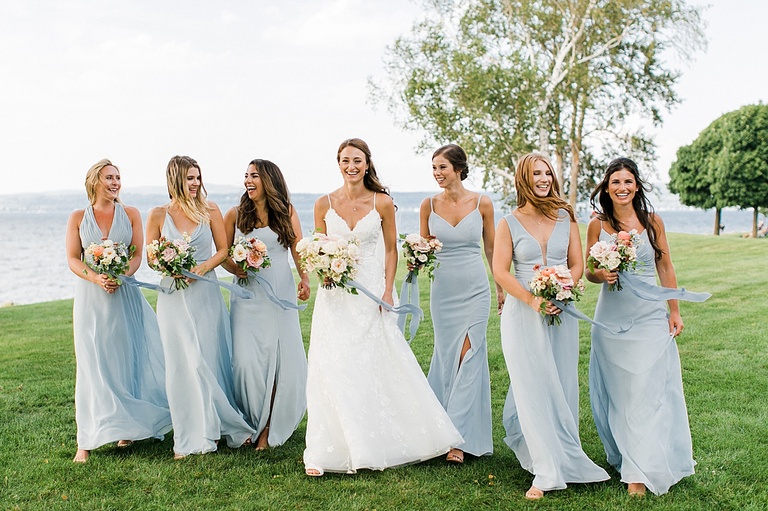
[628, 482, 646, 496]
[255, 426, 269, 451]
[525, 486, 544, 500]
[116, 440, 133, 448]
[173, 453, 186, 460]
[305, 468, 323, 477]
[446, 448, 464, 464]
[73, 449, 89, 463]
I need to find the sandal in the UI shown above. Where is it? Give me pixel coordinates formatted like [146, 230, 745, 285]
[446, 448, 464, 464]
[525, 486, 544, 500]
[628, 483, 646, 497]
[117, 440, 133, 448]
[305, 467, 324, 477]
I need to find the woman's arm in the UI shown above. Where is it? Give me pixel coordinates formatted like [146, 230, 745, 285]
[584, 217, 618, 286]
[492, 217, 547, 313]
[652, 213, 683, 336]
[290, 205, 311, 301]
[378, 194, 398, 307]
[66, 210, 117, 292]
[220, 207, 245, 278]
[419, 197, 431, 238]
[566, 217, 584, 281]
[192, 201, 228, 276]
[124, 205, 144, 277]
[479, 195, 504, 313]
[314, 195, 329, 234]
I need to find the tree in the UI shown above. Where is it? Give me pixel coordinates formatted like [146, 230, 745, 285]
[669, 104, 768, 237]
[371, 0, 706, 206]
[669, 116, 727, 235]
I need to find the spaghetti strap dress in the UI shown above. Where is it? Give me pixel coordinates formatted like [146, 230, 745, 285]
[230, 226, 307, 446]
[303, 194, 463, 475]
[73, 203, 171, 450]
[156, 212, 255, 457]
[590, 228, 695, 495]
[500, 209, 609, 491]
[426, 195, 493, 456]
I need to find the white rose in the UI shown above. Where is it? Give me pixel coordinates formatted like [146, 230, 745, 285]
[231, 244, 248, 262]
[603, 251, 621, 270]
[589, 241, 613, 264]
[331, 258, 348, 274]
[405, 233, 422, 245]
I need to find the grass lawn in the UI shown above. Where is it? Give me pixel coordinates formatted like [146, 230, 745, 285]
[1, 231, 766, 510]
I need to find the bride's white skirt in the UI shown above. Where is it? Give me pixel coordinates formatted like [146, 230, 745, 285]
[304, 285, 463, 474]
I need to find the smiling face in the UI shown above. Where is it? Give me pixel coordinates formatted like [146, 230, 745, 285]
[338, 145, 368, 183]
[531, 159, 554, 198]
[244, 163, 264, 201]
[432, 154, 459, 188]
[607, 168, 637, 206]
[96, 165, 121, 201]
[185, 166, 201, 198]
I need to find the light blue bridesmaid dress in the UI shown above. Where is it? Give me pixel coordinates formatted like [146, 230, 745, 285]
[426, 195, 493, 456]
[73, 203, 171, 450]
[156, 212, 255, 457]
[500, 209, 609, 491]
[590, 228, 695, 495]
[230, 226, 307, 446]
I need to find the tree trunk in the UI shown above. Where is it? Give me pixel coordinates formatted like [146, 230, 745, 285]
[753, 207, 759, 238]
[569, 140, 580, 208]
[554, 148, 565, 197]
[713, 207, 721, 236]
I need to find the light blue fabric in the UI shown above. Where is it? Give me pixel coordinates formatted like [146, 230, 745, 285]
[73, 203, 171, 450]
[426, 197, 493, 457]
[590, 229, 695, 495]
[156, 212, 255, 456]
[500, 210, 609, 491]
[230, 226, 307, 447]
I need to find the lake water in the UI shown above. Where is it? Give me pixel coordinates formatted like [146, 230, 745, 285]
[0, 189, 760, 305]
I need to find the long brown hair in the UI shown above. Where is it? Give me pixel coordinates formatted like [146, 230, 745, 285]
[590, 157, 662, 261]
[515, 153, 574, 221]
[337, 138, 391, 198]
[166, 155, 210, 225]
[236, 159, 295, 250]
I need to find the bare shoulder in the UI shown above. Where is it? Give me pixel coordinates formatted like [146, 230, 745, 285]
[586, 216, 602, 235]
[649, 212, 666, 231]
[123, 204, 141, 219]
[206, 200, 221, 212]
[148, 205, 167, 219]
[478, 193, 494, 211]
[67, 208, 86, 227]
[223, 206, 238, 221]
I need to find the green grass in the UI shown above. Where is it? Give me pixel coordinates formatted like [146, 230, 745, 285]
[1, 232, 766, 510]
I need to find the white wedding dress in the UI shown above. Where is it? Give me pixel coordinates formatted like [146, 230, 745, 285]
[303, 196, 463, 474]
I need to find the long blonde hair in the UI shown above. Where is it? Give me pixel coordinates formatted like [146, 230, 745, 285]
[166, 155, 210, 225]
[515, 153, 574, 221]
[85, 159, 121, 205]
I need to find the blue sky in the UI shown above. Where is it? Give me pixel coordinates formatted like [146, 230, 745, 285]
[0, 0, 765, 196]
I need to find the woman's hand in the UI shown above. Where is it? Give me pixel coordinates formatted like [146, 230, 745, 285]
[94, 273, 118, 294]
[601, 269, 619, 285]
[496, 288, 506, 315]
[297, 278, 310, 301]
[669, 310, 684, 337]
[529, 295, 561, 315]
[380, 290, 394, 311]
[233, 267, 248, 280]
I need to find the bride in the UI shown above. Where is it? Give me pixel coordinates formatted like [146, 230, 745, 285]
[303, 138, 463, 476]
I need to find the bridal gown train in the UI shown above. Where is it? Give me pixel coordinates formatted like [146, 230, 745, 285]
[303, 196, 463, 474]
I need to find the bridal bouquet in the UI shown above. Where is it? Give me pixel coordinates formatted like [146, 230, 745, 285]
[146, 234, 197, 290]
[296, 232, 360, 293]
[529, 264, 584, 325]
[230, 236, 271, 286]
[84, 239, 133, 284]
[399, 233, 442, 282]
[587, 229, 642, 291]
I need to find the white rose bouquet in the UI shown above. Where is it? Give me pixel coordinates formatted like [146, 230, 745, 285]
[146, 234, 197, 290]
[84, 239, 133, 285]
[399, 233, 442, 283]
[230, 236, 271, 286]
[296, 232, 360, 293]
[587, 229, 642, 291]
[529, 264, 584, 325]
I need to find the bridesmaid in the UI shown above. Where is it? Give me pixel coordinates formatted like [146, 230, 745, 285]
[146, 155, 255, 459]
[586, 157, 695, 496]
[418, 144, 500, 463]
[65, 159, 171, 463]
[492, 153, 609, 499]
[222, 159, 310, 450]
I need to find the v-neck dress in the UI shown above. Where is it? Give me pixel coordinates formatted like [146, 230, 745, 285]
[426, 196, 493, 457]
[230, 225, 307, 447]
[73, 203, 172, 450]
[590, 229, 695, 495]
[500, 209, 609, 491]
[303, 195, 463, 474]
[156, 212, 255, 457]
